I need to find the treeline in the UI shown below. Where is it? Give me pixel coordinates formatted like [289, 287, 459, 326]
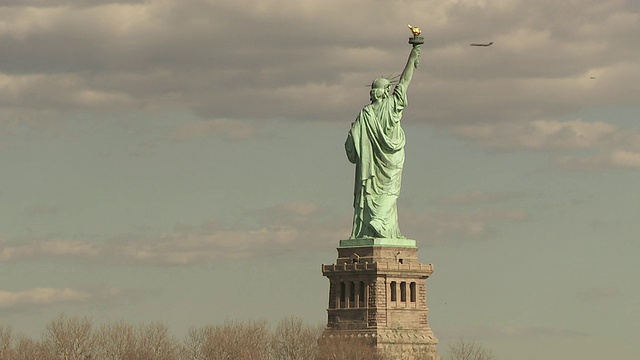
[0, 314, 379, 360]
[0, 315, 494, 360]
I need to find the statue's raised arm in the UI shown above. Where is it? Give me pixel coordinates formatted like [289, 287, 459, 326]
[399, 25, 424, 88]
[398, 44, 421, 88]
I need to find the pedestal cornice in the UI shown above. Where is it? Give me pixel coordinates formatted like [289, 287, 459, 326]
[339, 238, 417, 248]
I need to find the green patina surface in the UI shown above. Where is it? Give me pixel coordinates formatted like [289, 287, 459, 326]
[345, 39, 421, 240]
[339, 238, 417, 248]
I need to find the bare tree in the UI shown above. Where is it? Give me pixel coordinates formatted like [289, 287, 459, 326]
[133, 322, 179, 360]
[13, 336, 44, 360]
[41, 314, 95, 360]
[270, 316, 321, 360]
[182, 326, 208, 360]
[316, 335, 383, 360]
[94, 320, 138, 360]
[445, 338, 494, 360]
[185, 320, 270, 360]
[0, 324, 15, 359]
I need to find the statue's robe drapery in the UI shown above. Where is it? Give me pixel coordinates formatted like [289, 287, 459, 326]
[345, 83, 408, 239]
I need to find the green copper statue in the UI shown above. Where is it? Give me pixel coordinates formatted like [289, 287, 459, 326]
[345, 25, 423, 239]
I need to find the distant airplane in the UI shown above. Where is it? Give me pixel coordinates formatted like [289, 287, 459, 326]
[470, 42, 493, 47]
[590, 77, 596, 79]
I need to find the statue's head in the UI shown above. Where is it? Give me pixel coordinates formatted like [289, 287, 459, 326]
[370, 77, 392, 102]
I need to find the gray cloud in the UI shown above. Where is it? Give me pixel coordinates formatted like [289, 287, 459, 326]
[24, 203, 60, 217]
[168, 119, 258, 141]
[401, 208, 529, 245]
[451, 119, 640, 169]
[489, 325, 590, 338]
[0, 201, 349, 266]
[452, 120, 621, 150]
[0, 0, 146, 7]
[0, 287, 89, 309]
[448, 325, 589, 339]
[439, 324, 589, 340]
[576, 286, 622, 301]
[554, 150, 640, 170]
[0, 238, 101, 262]
[0, 285, 131, 311]
[0, 0, 637, 125]
[435, 191, 522, 206]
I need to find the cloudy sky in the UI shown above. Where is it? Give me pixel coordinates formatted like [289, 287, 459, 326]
[1, 0, 639, 358]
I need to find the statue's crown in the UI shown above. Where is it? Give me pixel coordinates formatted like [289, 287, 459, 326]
[371, 77, 391, 89]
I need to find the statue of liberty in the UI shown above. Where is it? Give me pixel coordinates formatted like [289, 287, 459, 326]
[345, 26, 423, 239]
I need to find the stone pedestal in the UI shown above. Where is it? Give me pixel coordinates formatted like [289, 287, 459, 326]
[322, 238, 439, 360]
